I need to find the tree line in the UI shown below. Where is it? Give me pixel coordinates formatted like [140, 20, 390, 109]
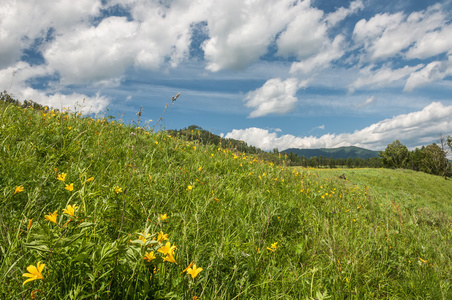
[379, 138, 452, 179]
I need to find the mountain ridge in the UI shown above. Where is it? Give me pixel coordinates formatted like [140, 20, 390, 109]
[283, 146, 380, 159]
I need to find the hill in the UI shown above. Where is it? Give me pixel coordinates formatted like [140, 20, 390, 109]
[283, 146, 379, 159]
[1, 98, 451, 299]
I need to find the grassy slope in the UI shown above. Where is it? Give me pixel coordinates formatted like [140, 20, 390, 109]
[310, 168, 452, 216]
[1, 102, 451, 299]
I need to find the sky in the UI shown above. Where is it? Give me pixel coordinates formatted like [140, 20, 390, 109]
[1, 0, 452, 151]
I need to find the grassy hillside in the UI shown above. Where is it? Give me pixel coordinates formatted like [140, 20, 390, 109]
[308, 168, 452, 216]
[1, 101, 451, 299]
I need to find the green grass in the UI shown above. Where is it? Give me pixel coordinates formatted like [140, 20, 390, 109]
[1, 102, 451, 299]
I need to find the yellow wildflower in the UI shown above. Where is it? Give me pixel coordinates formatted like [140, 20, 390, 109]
[44, 211, 58, 224]
[160, 214, 169, 221]
[144, 251, 156, 262]
[187, 264, 203, 279]
[22, 261, 45, 285]
[187, 185, 193, 191]
[114, 186, 123, 194]
[85, 177, 94, 182]
[163, 252, 177, 264]
[57, 173, 67, 182]
[267, 242, 278, 252]
[63, 204, 78, 217]
[157, 231, 169, 243]
[65, 183, 74, 192]
[158, 242, 176, 256]
[14, 186, 24, 195]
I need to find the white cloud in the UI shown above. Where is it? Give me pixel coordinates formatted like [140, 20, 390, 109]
[276, 1, 326, 60]
[404, 57, 452, 92]
[353, 4, 446, 61]
[225, 102, 452, 151]
[202, 0, 305, 71]
[20, 88, 110, 114]
[44, 17, 138, 85]
[405, 24, 452, 59]
[244, 78, 305, 118]
[357, 96, 376, 107]
[325, 0, 364, 27]
[349, 64, 424, 92]
[289, 35, 346, 74]
[0, 0, 102, 68]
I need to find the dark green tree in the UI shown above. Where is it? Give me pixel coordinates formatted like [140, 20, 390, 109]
[379, 140, 410, 168]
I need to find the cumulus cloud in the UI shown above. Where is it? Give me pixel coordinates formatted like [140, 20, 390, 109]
[349, 64, 424, 92]
[404, 57, 452, 91]
[289, 35, 346, 74]
[244, 78, 306, 118]
[325, 0, 364, 27]
[0, 0, 101, 68]
[225, 102, 452, 151]
[353, 4, 447, 61]
[202, 0, 305, 71]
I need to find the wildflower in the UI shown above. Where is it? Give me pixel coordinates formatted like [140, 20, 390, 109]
[85, 177, 94, 182]
[187, 264, 203, 279]
[57, 173, 67, 182]
[22, 261, 45, 285]
[63, 204, 78, 217]
[160, 214, 169, 221]
[65, 183, 74, 192]
[158, 242, 176, 256]
[44, 211, 58, 224]
[182, 262, 194, 274]
[114, 186, 123, 194]
[157, 231, 169, 243]
[187, 185, 193, 191]
[144, 251, 156, 262]
[163, 252, 177, 264]
[267, 242, 278, 252]
[14, 186, 24, 195]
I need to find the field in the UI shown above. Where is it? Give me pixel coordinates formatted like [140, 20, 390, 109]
[1, 101, 451, 299]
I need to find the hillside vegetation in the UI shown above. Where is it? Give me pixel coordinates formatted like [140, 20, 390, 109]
[1, 100, 451, 299]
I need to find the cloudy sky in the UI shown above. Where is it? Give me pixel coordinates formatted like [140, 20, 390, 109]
[2, 0, 452, 151]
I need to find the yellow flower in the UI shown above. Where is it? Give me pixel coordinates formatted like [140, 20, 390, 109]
[144, 251, 156, 262]
[65, 183, 74, 192]
[85, 177, 94, 182]
[63, 204, 78, 217]
[187, 185, 193, 191]
[267, 242, 278, 252]
[163, 252, 177, 264]
[44, 211, 58, 224]
[114, 186, 123, 194]
[187, 264, 203, 279]
[22, 261, 45, 285]
[57, 172, 67, 182]
[160, 214, 169, 221]
[158, 242, 176, 256]
[157, 231, 169, 243]
[14, 186, 24, 195]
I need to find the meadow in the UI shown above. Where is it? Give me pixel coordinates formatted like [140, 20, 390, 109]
[0, 101, 451, 299]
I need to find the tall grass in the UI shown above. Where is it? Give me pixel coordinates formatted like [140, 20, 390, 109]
[0, 101, 451, 299]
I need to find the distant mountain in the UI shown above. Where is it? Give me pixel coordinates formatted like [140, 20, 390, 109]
[283, 146, 380, 160]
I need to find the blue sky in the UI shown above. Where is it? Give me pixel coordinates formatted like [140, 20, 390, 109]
[1, 0, 452, 151]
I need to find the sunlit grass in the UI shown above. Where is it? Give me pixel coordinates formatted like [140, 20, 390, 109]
[0, 101, 451, 299]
